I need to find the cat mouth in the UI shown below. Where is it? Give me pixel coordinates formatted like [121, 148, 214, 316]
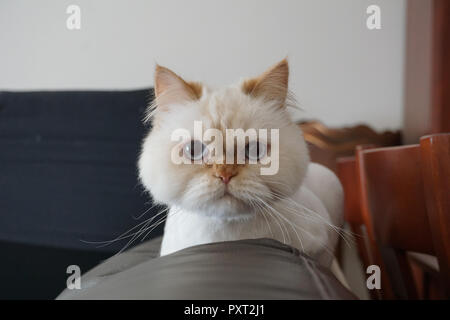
[216, 187, 236, 201]
[223, 187, 240, 199]
[221, 191, 234, 200]
[220, 189, 249, 206]
[204, 187, 255, 217]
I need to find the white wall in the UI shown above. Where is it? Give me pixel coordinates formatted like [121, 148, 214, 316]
[0, 0, 406, 130]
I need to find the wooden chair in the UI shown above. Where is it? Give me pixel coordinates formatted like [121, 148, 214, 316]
[357, 144, 431, 299]
[299, 121, 401, 172]
[420, 134, 450, 297]
[337, 152, 395, 300]
[337, 156, 376, 299]
[356, 135, 450, 299]
[337, 157, 370, 267]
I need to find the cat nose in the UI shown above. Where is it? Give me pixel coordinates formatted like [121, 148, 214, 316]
[213, 164, 238, 184]
[215, 171, 236, 184]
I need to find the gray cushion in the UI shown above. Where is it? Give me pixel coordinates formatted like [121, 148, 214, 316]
[57, 237, 356, 300]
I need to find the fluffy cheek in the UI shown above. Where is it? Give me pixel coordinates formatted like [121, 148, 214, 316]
[229, 167, 272, 201]
[259, 125, 310, 199]
[138, 133, 193, 205]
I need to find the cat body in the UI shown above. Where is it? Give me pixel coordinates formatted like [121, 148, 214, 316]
[138, 59, 343, 267]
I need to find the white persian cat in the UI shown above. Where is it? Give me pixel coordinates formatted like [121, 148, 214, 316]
[138, 59, 343, 267]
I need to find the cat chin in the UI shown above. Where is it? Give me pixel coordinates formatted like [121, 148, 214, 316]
[177, 195, 255, 220]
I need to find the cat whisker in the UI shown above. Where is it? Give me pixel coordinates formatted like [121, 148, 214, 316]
[251, 199, 274, 238]
[132, 202, 165, 220]
[253, 194, 337, 257]
[81, 207, 169, 250]
[117, 209, 170, 255]
[253, 194, 303, 250]
[290, 201, 354, 246]
[248, 196, 275, 239]
[269, 192, 355, 248]
[253, 195, 289, 243]
[141, 207, 182, 242]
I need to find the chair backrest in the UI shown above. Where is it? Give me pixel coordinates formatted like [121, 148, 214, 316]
[359, 145, 435, 253]
[337, 153, 394, 300]
[420, 133, 450, 297]
[357, 144, 434, 299]
[337, 156, 377, 299]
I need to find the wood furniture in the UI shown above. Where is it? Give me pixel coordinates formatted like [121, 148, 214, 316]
[337, 150, 395, 300]
[354, 133, 450, 299]
[299, 121, 401, 171]
[337, 156, 379, 299]
[299, 121, 401, 299]
[357, 144, 432, 299]
[420, 134, 450, 297]
[301, 118, 449, 299]
[337, 157, 369, 269]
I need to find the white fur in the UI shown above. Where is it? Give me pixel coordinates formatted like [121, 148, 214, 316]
[160, 163, 342, 266]
[138, 80, 343, 267]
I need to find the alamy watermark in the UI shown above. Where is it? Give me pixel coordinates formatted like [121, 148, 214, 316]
[366, 264, 381, 290]
[66, 265, 81, 290]
[64, 5, 380, 31]
[66, 5, 81, 30]
[366, 5, 381, 30]
[170, 121, 279, 176]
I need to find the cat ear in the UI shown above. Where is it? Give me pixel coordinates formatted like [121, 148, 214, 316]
[154, 64, 202, 108]
[241, 58, 289, 105]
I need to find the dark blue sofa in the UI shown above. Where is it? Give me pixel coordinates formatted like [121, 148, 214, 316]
[0, 89, 164, 299]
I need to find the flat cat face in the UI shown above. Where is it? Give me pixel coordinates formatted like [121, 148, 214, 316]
[138, 59, 309, 219]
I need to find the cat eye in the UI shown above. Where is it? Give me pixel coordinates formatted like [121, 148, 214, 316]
[245, 141, 266, 161]
[183, 140, 208, 161]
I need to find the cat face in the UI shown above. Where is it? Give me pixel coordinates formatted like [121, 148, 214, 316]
[138, 59, 309, 219]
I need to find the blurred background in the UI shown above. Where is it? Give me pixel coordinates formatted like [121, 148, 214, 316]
[0, 0, 448, 299]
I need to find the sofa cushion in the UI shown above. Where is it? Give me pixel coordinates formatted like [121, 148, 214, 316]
[57, 237, 356, 300]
